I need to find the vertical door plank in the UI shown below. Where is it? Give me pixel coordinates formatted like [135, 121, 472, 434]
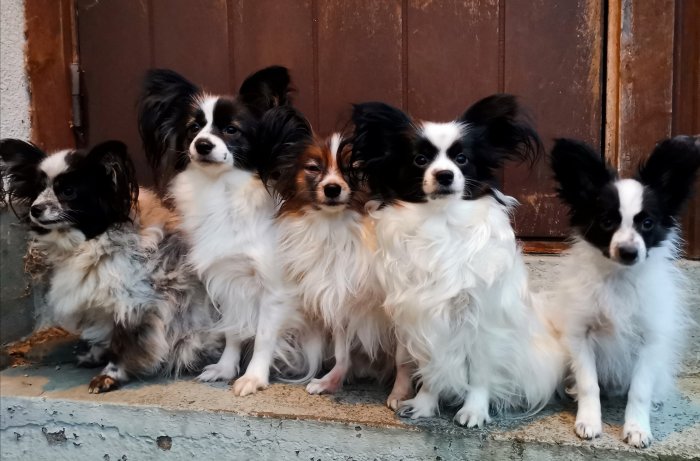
[406, 0, 500, 122]
[672, 0, 700, 258]
[317, 0, 403, 135]
[504, 0, 604, 238]
[611, 0, 675, 177]
[77, 0, 151, 183]
[26, 0, 75, 151]
[229, 0, 316, 127]
[150, 0, 230, 94]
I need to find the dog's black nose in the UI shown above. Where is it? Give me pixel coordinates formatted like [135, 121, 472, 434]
[617, 245, 639, 264]
[324, 184, 342, 198]
[195, 139, 214, 155]
[435, 170, 454, 186]
[30, 204, 45, 218]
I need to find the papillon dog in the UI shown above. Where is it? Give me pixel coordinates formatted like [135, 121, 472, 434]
[138, 66, 320, 396]
[0, 139, 219, 392]
[256, 106, 393, 394]
[547, 136, 700, 447]
[349, 95, 565, 426]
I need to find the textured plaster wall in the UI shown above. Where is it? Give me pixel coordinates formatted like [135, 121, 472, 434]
[0, 0, 30, 139]
[0, 0, 34, 345]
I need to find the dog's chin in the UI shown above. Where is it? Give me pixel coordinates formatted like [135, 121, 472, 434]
[190, 154, 232, 172]
[319, 201, 348, 212]
[427, 187, 459, 200]
[29, 217, 71, 230]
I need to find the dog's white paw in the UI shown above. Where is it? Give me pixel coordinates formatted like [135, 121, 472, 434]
[196, 363, 238, 382]
[387, 389, 413, 411]
[306, 377, 342, 395]
[575, 418, 602, 440]
[623, 421, 653, 448]
[396, 396, 437, 419]
[454, 402, 491, 428]
[232, 373, 268, 396]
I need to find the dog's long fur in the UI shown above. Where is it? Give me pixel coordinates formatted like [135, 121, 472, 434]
[546, 136, 700, 448]
[138, 66, 320, 396]
[257, 106, 393, 394]
[350, 96, 565, 426]
[0, 139, 220, 392]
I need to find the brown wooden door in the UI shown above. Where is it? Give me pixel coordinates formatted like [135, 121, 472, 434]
[74, 0, 605, 241]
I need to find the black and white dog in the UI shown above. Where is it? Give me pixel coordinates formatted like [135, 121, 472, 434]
[138, 66, 320, 396]
[548, 136, 700, 447]
[349, 95, 565, 426]
[0, 139, 219, 392]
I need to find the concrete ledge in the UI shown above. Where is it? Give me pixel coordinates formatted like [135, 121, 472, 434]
[1, 256, 698, 460]
[1, 364, 699, 460]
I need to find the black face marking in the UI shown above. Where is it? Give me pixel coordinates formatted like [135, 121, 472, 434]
[350, 96, 541, 205]
[1, 140, 138, 240]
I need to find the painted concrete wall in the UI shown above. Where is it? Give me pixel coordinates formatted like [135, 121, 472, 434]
[0, 0, 35, 345]
[0, 0, 30, 139]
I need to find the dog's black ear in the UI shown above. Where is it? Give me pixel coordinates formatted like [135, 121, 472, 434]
[85, 140, 139, 222]
[550, 138, 615, 209]
[0, 139, 47, 207]
[138, 69, 200, 189]
[255, 106, 312, 194]
[238, 66, 292, 117]
[350, 101, 414, 180]
[638, 135, 700, 219]
[458, 94, 543, 172]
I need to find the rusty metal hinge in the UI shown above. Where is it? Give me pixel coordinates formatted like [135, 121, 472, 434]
[70, 63, 82, 129]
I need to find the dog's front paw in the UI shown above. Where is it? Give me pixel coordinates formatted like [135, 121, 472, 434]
[88, 375, 119, 394]
[306, 377, 342, 395]
[454, 402, 491, 428]
[575, 418, 602, 440]
[387, 388, 413, 411]
[396, 396, 437, 419]
[196, 362, 239, 382]
[231, 373, 268, 396]
[623, 421, 653, 448]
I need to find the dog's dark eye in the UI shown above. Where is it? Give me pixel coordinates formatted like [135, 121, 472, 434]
[600, 217, 616, 231]
[188, 123, 201, 135]
[305, 163, 321, 173]
[414, 155, 429, 167]
[59, 186, 76, 200]
[454, 154, 468, 165]
[641, 218, 655, 231]
[223, 125, 237, 135]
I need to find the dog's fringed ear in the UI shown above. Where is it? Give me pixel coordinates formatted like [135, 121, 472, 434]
[0, 139, 47, 209]
[350, 102, 414, 192]
[138, 69, 200, 189]
[638, 135, 700, 220]
[550, 138, 615, 210]
[85, 140, 139, 223]
[238, 66, 292, 117]
[459, 94, 543, 170]
[255, 106, 313, 195]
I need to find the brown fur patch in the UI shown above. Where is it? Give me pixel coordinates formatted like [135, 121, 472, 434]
[137, 188, 180, 233]
[88, 374, 119, 393]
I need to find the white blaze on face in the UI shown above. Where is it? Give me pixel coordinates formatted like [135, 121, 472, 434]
[419, 122, 466, 197]
[189, 96, 232, 166]
[31, 151, 71, 226]
[611, 179, 647, 263]
[318, 133, 351, 210]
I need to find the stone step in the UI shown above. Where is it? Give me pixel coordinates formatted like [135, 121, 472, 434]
[1, 365, 699, 460]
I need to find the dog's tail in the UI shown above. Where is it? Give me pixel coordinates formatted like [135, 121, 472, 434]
[272, 317, 325, 384]
[515, 291, 567, 416]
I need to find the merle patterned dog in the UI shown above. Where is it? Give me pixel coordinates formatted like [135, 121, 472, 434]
[0, 139, 220, 392]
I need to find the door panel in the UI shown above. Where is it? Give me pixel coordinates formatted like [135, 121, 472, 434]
[76, 0, 606, 240]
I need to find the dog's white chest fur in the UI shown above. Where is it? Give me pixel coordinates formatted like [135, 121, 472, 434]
[34, 226, 152, 342]
[552, 238, 686, 396]
[171, 167, 283, 333]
